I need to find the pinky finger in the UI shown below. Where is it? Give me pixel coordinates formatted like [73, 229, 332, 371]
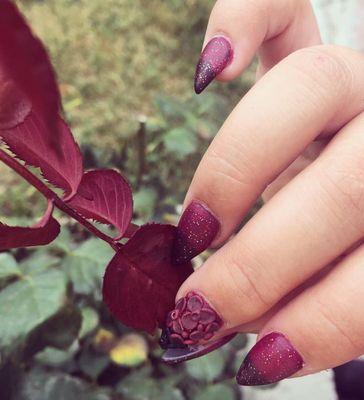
[237, 244, 364, 386]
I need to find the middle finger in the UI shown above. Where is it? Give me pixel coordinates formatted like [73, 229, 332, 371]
[178, 110, 364, 336]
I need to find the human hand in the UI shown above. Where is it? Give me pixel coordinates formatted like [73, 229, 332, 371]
[161, 0, 364, 387]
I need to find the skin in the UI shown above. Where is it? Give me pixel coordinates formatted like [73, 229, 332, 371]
[177, 0, 364, 378]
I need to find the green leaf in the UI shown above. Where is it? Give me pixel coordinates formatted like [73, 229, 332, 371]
[160, 388, 185, 400]
[61, 238, 113, 295]
[160, 373, 184, 388]
[159, 373, 185, 399]
[22, 304, 82, 359]
[186, 350, 226, 382]
[194, 93, 221, 115]
[154, 95, 186, 122]
[48, 227, 73, 253]
[163, 127, 198, 158]
[20, 250, 60, 276]
[117, 377, 160, 400]
[133, 187, 158, 220]
[78, 349, 109, 379]
[233, 353, 241, 373]
[16, 368, 112, 400]
[79, 307, 99, 338]
[116, 367, 153, 399]
[0, 253, 21, 284]
[0, 269, 67, 354]
[117, 367, 185, 400]
[229, 334, 248, 350]
[195, 384, 236, 400]
[35, 341, 79, 367]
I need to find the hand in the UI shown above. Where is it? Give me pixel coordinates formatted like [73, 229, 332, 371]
[162, 0, 364, 387]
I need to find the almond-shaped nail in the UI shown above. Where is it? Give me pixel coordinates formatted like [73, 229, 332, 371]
[162, 333, 236, 365]
[159, 291, 223, 349]
[194, 36, 233, 94]
[172, 201, 220, 265]
[236, 332, 304, 386]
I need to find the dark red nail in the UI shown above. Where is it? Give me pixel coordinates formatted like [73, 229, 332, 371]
[162, 333, 236, 365]
[194, 36, 232, 94]
[172, 201, 220, 265]
[159, 292, 223, 349]
[236, 332, 304, 386]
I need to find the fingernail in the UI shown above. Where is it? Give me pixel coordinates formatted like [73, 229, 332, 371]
[194, 36, 233, 94]
[159, 291, 223, 349]
[162, 333, 236, 365]
[172, 201, 220, 265]
[236, 332, 304, 386]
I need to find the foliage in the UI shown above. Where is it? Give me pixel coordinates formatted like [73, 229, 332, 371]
[0, 0, 259, 399]
[0, 0, 254, 221]
[0, 231, 248, 399]
[0, 0, 196, 338]
[0, 0, 61, 149]
[103, 224, 193, 334]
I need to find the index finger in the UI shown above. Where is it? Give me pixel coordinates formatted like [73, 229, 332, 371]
[195, 0, 321, 93]
[174, 45, 364, 264]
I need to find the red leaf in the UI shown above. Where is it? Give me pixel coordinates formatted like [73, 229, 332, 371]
[0, 79, 31, 130]
[0, 111, 83, 200]
[0, 0, 61, 149]
[68, 170, 133, 239]
[124, 223, 139, 238]
[102, 224, 194, 334]
[0, 200, 60, 251]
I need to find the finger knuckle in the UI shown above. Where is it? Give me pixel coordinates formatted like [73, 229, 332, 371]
[224, 251, 273, 319]
[285, 45, 354, 96]
[318, 159, 364, 231]
[316, 298, 363, 356]
[203, 145, 261, 198]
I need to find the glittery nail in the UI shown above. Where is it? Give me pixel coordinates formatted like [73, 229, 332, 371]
[172, 201, 220, 265]
[236, 332, 304, 386]
[162, 333, 236, 365]
[194, 36, 232, 94]
[159, 291, 223, 349]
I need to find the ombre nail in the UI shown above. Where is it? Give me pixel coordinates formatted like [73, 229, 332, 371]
[172, 201, 220, 265]
[162, 333, 236, 365]
[159, 292, 223, 349]
[236, 332, 304, 386]
[194, 36, 233, 94]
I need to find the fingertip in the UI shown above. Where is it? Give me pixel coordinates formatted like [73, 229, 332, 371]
[172, 201, 220, 265]
[159, 291, 225, 351]
[194, 36, 233, 94]
[236, 332, 304, 386]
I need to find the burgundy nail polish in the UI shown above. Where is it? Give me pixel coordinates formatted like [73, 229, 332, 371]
[159, 292, 223, 349]
[194, 36, 233, 94]
[172, 201, 220, 265]
[236, 332, 304, 386]
[162, 333, 236, 365]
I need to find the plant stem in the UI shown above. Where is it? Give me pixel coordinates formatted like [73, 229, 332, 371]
[0, 149, 120, 252]
[136, 116, 147, 189]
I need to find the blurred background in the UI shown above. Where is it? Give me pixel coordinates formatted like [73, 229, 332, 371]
[0, 1, 362, 399]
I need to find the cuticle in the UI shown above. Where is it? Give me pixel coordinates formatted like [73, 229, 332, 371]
[210, 31, 233, 48]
